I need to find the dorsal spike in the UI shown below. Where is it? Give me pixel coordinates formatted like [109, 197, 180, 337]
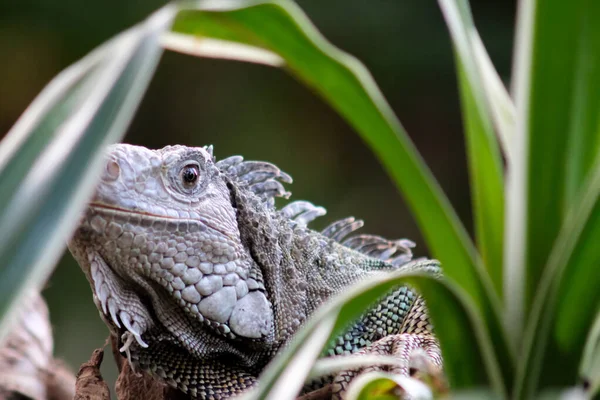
[321, 217, 355, 238]
[240, 171, 280, 186]
[230, 161, 292, 184]
[216, 155, 292, 208]
[213, 149, 415, 266]
[281, 201, 321, 219]
[342, 234, 388, 252]
[294, 207, 327, 227]
[322, 218, 364, 242]
[205, 144, 214, 159]
[216, 155, 243, 172]
[342, 234, 414, 266]
[331, 220, 364, 243]
[250, 180, 291, 200]
[390, 253, 413, 266]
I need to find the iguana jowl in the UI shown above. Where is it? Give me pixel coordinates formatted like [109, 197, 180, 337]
[68, 144, 441, 399]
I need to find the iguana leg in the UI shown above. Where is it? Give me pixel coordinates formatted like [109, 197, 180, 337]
[331, 333, 441, 399]
[332, 297, 443, 399]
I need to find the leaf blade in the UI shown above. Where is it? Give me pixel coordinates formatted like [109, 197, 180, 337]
[437, 0, 507, 299]
[0, 7, 173, 342]
[510, 0, 600, 395]
[515, 162, 600, 397]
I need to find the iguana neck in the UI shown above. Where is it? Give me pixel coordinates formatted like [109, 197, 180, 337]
[226, 178, 391, 345]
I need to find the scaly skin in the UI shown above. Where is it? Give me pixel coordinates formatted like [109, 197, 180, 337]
[68, 144, 440, 399]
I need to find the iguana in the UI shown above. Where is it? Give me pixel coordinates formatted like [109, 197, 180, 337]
[68, 143, 442, 399]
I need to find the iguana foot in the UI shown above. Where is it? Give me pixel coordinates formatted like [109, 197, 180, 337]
[331, 333, 443, 399]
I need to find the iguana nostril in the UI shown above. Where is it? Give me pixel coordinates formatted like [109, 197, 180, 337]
[105, 159, 120, 181]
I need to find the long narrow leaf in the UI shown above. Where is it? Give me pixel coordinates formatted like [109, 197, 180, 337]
[554, 157, 600, 348]
[170, 0, 512, 384]
[0, 7, 174, 342]
[580, 311, 600, 397]
[161, 32, 284, 66]
[262, 314, 338, 400]
[438, 0, 506, 299]
[510, 0, 598, 334]
[470, 33, 516, 154]
[503, 0, 534, 348]
[0, 48, 104, 214]
[309, 355, 409, 379]
[563, 2, 600, 206]
[516, 162, 600, 397]
[510, 0, 600, 396]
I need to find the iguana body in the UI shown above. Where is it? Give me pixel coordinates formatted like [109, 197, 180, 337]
[68, 144, 441, 399]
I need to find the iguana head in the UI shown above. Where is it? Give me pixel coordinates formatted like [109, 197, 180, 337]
[69, 144, 292, 362]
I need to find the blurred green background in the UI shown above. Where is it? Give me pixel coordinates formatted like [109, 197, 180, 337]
[0, 0, 514, 384]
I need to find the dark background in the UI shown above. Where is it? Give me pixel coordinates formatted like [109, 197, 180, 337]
[0, 0, 515, 385]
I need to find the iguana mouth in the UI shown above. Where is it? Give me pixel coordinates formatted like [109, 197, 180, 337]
[89, 202, 234, 240]
[90, 202, 179, 220]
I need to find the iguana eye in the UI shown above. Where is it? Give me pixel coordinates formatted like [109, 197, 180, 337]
[181, 164, 199, 187]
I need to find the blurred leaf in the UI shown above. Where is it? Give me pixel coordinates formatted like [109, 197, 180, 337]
[509, 0, 600, 395]
[470, 33, 515, 154]
[161, 32, 284, 66]
[0, 7, 174, 342]
[170, 0, 511, 385]
[563, 3, 600, 206]
[536, 388, 589, 400]
[344, 372, 432, 400]
[261, 314, 338, 400]
[508, 0, 600, 342]
[438, 0, 506, 298]
[309, 355, 404, 380]
[580, 311, 600, 397]
[517, 162, 600, 396]
[450, 389, 502, 400]
[252, 261, 505, 399]
[0, 46, 102, 217]
[555, 163, 600, 349]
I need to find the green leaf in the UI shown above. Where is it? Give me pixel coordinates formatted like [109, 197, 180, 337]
[508, 0, 600, 342]
[259, 314, 338, 400]
[344, 372, 433, 400]
[555, 164, 600, 350]
[450, 390, 502, 400]
[508, 0, 600, 396]
[0, 7, 173, 342]
[161, 32, 284, 66]
[580, 311, 600, 397]
[251, 262, 505, 398]
[516, 163, 600, 397]
[438, 0, 507, 298]
[470, 33, 516, 155]
[169, 0, 512, 385]
[563, 2, 600, 206]
[309, 355, 408, 380]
